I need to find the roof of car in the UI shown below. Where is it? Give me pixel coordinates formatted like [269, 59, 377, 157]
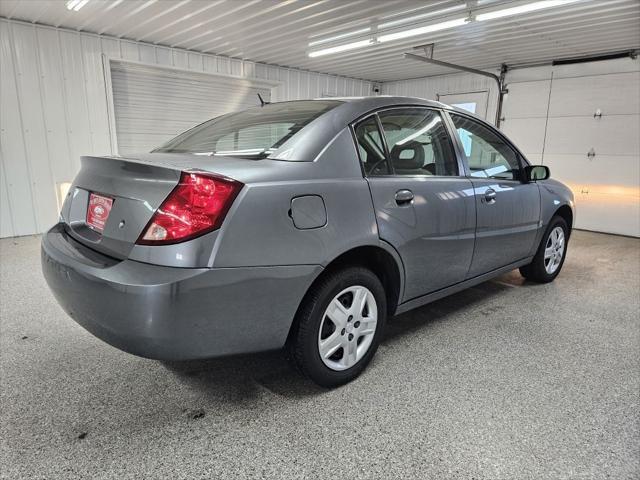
[265, 96, 459, 162]
[312, 95, 452, 110]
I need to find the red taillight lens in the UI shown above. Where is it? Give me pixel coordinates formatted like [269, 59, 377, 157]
[136, 171, 242, 245]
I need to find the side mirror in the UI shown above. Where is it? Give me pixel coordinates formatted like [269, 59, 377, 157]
[525, 165, 550, 182]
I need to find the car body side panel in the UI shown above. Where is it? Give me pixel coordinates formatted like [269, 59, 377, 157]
[367, 176, 476, 301]
[210, 178, 378, 268]
[467, 179, 542, 277]
[531, 178, 575, 252]
[209, 129, 381, 268]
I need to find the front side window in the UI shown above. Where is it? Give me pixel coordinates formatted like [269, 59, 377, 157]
[450, 114, 521, 180]
[154, 100, 342, 159]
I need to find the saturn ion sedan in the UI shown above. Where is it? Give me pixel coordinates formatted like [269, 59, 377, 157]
[42, 96, 574, 387]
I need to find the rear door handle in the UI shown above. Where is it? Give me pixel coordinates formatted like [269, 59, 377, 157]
[395, 189, 414, 205]
[484, 188, 497, 203]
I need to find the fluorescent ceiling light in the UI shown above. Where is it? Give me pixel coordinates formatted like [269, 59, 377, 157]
[66, 0, 90, 11]
[476, 0, 581, 21]
[378, 17, 468, 43]
[308, 39, 375, 58]
[309, 27, 372, 47]
[378, 5, 467, 29]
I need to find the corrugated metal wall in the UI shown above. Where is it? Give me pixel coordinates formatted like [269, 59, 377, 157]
[0, 19, 373, 238]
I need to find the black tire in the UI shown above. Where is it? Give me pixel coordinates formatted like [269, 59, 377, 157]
[520, 215, 569, 283]
[287, 266, 387, 388]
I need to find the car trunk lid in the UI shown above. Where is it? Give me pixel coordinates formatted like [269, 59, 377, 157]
[61, 152, 312, 259]
[61, 155, 183, 259]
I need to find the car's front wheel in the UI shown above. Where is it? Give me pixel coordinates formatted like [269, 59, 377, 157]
[287, 266, 386, 388]
[520, 215, 569, 283]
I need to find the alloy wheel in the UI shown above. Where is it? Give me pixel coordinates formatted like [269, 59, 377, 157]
[544, 226, 565, 274]
[317, 285, 378, 371]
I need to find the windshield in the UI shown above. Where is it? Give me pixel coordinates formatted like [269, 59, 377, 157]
[153, 100, 343, 159]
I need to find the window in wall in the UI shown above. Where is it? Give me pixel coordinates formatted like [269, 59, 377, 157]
[354, 116, 389, 175]
[378, 108, 458, 176]
[450, 113, 521, 181]
[451, 102, 477, 114]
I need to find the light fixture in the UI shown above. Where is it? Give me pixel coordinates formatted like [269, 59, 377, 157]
[306, 0, 583, 58]
[378, 17, 468, 43]
[309, 27, 372, 47]
[66, 0, 90, 11]
[378, 5, 467, 29]
[476, 0, 581, 21]
[308, 39, 375, 58]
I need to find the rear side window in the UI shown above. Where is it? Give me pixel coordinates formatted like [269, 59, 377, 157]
[378, 108, 458, 176]
[354, 116, 390, 175]
[450, 113, 521, 180]
[154, 100, 342, 159]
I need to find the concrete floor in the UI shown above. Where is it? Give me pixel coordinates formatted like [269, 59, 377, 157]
[0, 231, 638, 479]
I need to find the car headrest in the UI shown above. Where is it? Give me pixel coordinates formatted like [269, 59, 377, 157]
[390, 141, 425, 170]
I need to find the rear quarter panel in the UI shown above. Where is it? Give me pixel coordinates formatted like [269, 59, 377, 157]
[210, 128, 381, 268]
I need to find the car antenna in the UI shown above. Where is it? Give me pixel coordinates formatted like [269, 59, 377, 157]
[257, 93, 269, 107]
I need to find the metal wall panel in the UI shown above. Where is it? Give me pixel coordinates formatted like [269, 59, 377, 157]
[0, 19, 372, 238]
[9, 23, 59, 234]
[1, 22, 39, 236]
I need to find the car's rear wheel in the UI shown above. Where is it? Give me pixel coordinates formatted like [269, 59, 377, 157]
[287, 266, 386, 388]
[520, 215, 569, 283]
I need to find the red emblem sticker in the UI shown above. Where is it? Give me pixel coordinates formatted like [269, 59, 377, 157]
[86, 193, 113, 232]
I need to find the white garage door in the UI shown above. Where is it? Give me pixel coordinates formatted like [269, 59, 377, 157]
[110, 61, 273, 155]
[544, 71, 639, 237]
[502, 64, 640, 237]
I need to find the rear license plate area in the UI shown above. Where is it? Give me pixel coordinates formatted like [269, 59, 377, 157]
[86, 193, 114, 232]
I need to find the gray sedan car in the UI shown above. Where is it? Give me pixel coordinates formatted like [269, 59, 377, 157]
[42, 96, 573, 387]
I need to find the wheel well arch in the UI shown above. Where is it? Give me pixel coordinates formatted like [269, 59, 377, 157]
[295, 245, 403, 322]
[554, 205, 574, 236]
[322, 245, 402, 316]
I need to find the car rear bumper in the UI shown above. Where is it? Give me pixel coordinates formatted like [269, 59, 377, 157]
[41, 224, 321, 360]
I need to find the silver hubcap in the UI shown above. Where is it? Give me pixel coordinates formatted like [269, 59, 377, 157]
[544, 226, 565, 274]
[318, 285, 378, 371]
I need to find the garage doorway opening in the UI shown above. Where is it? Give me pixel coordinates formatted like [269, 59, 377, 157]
[104, 59, 279, 156]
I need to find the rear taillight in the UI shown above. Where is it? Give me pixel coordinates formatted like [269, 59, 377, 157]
[137, 171, 242, 245]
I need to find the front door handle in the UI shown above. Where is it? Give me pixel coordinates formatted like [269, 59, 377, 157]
[395, 189, 414, 205]
[484, 188, 497, 203]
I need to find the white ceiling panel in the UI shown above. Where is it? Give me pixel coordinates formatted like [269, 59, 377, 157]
[2, 0, 639, 82]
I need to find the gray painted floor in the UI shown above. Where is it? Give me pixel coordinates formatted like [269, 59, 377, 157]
[1, 231, 638, 479]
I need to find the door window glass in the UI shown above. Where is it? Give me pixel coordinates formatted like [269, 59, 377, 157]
[378, 108, 458, 176]
[450, 114, 521, 180]
[354, 116, 390, 175]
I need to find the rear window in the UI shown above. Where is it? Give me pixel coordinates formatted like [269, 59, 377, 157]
[153, 100, 342, 159]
